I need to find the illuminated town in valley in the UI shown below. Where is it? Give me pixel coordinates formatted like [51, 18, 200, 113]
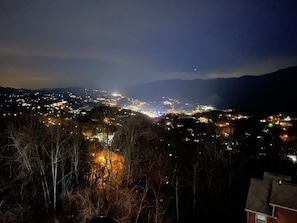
[1, 86, 297, 171]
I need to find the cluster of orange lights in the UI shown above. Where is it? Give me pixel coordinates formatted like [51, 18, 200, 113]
[279, 134, 289, 142]
[90, 149, 124, 189]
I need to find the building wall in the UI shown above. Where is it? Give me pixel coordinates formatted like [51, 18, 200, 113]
[247, 212, 255, 223]
[247, 208, 297, 223]
[274, 207, 297, 223]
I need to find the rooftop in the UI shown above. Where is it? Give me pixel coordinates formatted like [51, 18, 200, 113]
[245, 172, 297, 216]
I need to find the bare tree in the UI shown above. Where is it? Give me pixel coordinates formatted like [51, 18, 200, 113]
[3, 122, 48, 221]
[192, 142, 203, 213]
[12, 121, 75, 213]
[202, 141, 226, 189]
[45, 123, 82, 212]
[111, 115, 156, 186]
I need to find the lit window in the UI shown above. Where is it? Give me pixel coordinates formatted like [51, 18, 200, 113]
[256, 214, 266, 223]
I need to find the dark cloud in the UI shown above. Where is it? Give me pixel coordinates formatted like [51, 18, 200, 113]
[0, 0, 296, 90]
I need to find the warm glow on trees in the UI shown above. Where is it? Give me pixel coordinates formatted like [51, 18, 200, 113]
[91, 149, 124, 188]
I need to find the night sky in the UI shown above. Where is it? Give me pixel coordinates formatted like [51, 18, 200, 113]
[1, 0, 297, 91]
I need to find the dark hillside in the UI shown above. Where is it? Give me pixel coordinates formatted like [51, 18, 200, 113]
[123, 66, 297, 114]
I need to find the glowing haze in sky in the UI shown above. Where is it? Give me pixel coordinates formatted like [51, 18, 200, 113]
[0, 0, 297, 90]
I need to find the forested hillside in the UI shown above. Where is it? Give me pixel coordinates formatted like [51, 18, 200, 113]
[0, 106, 296, 223]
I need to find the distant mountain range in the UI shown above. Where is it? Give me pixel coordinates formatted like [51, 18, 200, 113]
[123, 66, 297, 115]
[1, 66, 296, 115]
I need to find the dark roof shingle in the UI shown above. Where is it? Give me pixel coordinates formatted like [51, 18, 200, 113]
[245, 172, 297, 216]
[270, 180, 297, 211]
[245, 178, 273, 216]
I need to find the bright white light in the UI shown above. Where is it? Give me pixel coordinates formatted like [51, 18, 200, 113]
[287, 155, 297, 163]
